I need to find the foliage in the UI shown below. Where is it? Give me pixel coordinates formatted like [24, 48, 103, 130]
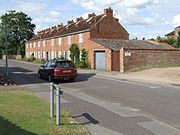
[0, 10, 35, 56]
[70, 44, 80, 65]
[175, 32, 180, 48]
[30, 53, 35, 62]
[34, 58, 46, 64]
[81, 48, 88, 68]
[0, 90, 89, 135]
[157, 36, 176, 45]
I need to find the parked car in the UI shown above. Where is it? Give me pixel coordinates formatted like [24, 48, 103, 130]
[38, 59, 77, 82]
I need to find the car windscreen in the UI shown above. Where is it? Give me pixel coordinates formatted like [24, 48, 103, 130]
[56, 61, 75, 68]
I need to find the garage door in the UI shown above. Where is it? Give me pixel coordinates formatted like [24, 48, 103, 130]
[95, 51, 106, 70]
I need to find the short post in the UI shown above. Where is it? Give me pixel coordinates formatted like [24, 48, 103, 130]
[56, 86, 61, 126]
[50, 82, 54, 118]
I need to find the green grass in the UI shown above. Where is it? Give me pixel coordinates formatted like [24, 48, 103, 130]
[0, 90, 89, 135]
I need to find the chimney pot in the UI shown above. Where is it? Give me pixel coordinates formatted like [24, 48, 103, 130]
[104, 7, 113, 16]
[67, 20, 74, 25]
[88, 13, 96, 18]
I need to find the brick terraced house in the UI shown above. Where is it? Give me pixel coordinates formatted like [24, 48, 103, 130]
[26, 8, 180, 72]
[26, 8, 129, 71]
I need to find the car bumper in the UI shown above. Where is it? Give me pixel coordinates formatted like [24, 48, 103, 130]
[54, 74, 77, 79]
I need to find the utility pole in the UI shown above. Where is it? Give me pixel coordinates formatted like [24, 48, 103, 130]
[4, 14, 8, 76]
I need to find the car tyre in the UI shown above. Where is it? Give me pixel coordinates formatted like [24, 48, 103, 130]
[48, 74, 54, 82]
[70, 78, 75, 82]
[38, 72, 42, 79]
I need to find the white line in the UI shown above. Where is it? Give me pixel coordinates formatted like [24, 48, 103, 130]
[94, 76, 161, 89]
[138, 120, 180, 135]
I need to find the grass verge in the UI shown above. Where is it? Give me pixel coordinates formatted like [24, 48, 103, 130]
[0, 90, 89, 135]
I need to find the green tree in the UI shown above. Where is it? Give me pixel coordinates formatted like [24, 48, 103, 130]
[175, 32, 180, 48]
[81, 48, 88, 68]
[69, 44, 80, 65]
[0, 10, 35, 56]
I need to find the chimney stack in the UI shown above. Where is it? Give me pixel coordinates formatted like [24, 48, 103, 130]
[104, 7, 113, 16]
[88, 13, 96, 19]
[67, 20, 74, 25]
[76, 17, 83, 22]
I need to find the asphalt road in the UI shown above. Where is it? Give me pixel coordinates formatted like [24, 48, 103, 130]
[1, 59, 180, 135]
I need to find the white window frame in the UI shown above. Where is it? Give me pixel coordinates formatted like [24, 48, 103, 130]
[79, 33, 84, 43]
[30, 43, 32, 48]
[67, 51, 71, 60]
[34, 42, 36, 48]
[67, 36, 71, 45]
[38, 41, 40, 47]
[58, 37, 62, 45]
[51, 39, 54, 46]
[51, 51, 54, 59]
[26, 43, 28, 48]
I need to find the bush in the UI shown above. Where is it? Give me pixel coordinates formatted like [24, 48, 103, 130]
[80, 49, 88, 68]
[30, 53, 35, 62]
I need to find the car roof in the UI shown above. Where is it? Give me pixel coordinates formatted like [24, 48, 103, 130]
[48, 59, 72, 62]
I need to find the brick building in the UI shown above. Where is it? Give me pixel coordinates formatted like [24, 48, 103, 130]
[26, 8, 129, 71]
[165, 26, 180, 38]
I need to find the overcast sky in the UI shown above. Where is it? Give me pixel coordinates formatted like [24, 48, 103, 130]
[0, 0, 180, 39]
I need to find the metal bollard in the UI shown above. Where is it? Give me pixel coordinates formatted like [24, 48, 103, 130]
[50, 82, 54, 118]
[56, 85, 61, 126]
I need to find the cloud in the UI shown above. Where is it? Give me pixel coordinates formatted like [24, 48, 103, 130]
[49, 11, 61, 18]
[173, 14, 180, 27]
[123, 0, 154, 9]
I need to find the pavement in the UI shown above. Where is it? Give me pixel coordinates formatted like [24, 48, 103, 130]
[1, 59, 180, 135]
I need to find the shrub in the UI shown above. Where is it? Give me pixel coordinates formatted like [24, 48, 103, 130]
[81, 49, 88, 68]
[30, 53, 35, 62]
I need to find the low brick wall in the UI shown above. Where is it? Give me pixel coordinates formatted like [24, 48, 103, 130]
[121, 48, 180, 72]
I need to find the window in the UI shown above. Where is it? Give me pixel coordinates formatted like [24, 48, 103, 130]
[79, 34, 83, 43]
[38, 41, 40, 47]
[51, 39, 54, 46]
[67, 36, 71, 45]
[34, 42, 36, 48]
[58, 51, 62, 58]
[30, 43, 32, 48]
[26, 43, 28, 48]
[64, 51, 67, 59]
[43, 51, 46, 59]
[43, 40, 46, 47]
[67, 51, 71, 60]
[51, 51, 54, 59]
[58, 37, 61, 45]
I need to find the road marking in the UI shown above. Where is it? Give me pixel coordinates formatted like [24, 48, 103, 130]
[64, 88, 180, 135]
[86, 124, 124, 135]
[138, 120, 180, 135]
[94, 76, 161, 89]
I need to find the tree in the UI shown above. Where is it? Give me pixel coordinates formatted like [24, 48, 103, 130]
[0, 10, 35, 56]
[81, 48, 88, 68]
[69, 44, 80, 65]
[175, 32, 180, 48]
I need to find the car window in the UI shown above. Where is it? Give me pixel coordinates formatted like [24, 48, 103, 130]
[57, 61, 74, 68]
[47, 61, 52, 67]
[51, 61, 56, 67]
[44, 62, 48, 67]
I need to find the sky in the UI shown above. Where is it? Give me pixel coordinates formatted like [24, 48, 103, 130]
[0, 0, 180, 39]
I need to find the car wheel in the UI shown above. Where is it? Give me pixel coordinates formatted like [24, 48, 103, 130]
[48, 74, 54, 82]
[70, 78, 75, 82]
[38, 72, 42, 79]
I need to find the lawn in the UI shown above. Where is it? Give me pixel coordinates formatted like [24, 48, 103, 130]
[0, 90, 89, 135]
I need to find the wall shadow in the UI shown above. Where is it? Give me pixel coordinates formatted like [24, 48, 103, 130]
[0, 115, 37, 135]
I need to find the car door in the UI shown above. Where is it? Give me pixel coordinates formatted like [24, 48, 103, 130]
[40, 62, 48, 78]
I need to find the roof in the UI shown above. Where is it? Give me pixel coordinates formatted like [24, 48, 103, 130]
[175, 26, 180, 29]
[92, 38, 175, 50]
[165, 31, 174, 36]
[29, 14, 105, 42]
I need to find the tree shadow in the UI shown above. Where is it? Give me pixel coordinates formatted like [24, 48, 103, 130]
[0, 66, 96, 85]
[0, 115, 37, 135]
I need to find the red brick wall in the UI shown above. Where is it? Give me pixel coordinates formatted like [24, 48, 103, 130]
[90, 15, 129, 39]
[26, 32, 112, 70]
[121, 48, 180, 72]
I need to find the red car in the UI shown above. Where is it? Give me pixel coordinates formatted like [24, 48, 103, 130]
[38, 59, 77, 82]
